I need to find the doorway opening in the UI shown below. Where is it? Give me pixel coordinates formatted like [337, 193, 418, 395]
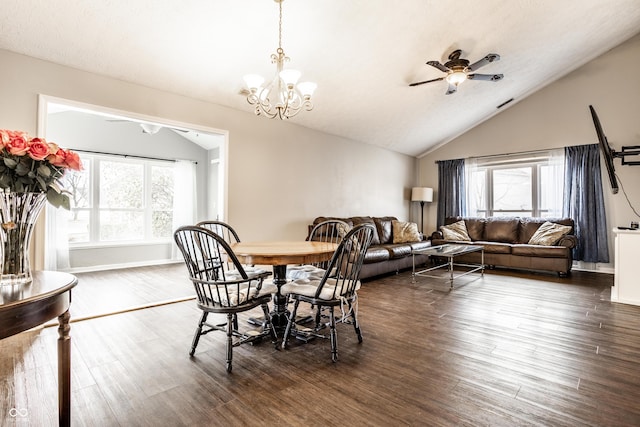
[37, 95, 228, 272]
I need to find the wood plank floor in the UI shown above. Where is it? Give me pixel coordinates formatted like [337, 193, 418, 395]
[3, 264, 640, 426]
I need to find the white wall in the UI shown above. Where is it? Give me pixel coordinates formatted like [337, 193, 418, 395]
[417, 34, 640, 272]
[0, 48, 417, 270]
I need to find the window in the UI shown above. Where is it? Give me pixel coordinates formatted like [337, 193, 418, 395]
[63, 153, 175, 245]
[465, 151, 564, 218]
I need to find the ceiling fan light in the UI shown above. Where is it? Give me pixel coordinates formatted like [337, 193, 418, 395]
[446, 71, 467, 86]
[244, 74, 265, 90]
[140, 123, 162, 134]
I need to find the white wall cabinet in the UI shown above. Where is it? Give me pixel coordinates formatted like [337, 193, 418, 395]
[613, 228, 640, 305]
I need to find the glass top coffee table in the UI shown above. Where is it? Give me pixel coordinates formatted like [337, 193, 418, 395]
[412, 244, 484, 289]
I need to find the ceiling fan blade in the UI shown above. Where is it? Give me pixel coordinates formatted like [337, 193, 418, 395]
[409, 77, 445, 87]
[467, 73, 504, 82]
[446, 83, 458, 95]
[467, 53, 500, 71]
[426, 60, 450, 73]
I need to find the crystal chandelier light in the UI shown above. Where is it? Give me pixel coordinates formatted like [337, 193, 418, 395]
[243, 0, 316, 120]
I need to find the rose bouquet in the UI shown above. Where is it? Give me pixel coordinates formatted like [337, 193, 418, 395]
[0, 129, 82, 209]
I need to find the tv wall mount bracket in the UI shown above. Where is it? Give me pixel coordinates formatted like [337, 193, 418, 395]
[615, 146, 640, 166]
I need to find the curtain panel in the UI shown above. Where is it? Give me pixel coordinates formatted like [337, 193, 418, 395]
[437, 158, 466, 228]
[563, 144, 609, 263]
[171, 159, 197, 260]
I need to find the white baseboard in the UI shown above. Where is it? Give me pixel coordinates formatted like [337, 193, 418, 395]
[64, 259, 182, 274]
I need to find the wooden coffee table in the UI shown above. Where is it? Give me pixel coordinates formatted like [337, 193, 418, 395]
[412, 244, 484, 289]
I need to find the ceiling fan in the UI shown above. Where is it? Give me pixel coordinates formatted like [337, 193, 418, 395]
[107, 119, 188, 135]
[410, 49, 504, 95]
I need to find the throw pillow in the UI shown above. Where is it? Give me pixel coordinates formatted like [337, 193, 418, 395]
[440, 220, 472, 241]
[392, 221, 421, 243]
[528, 221, 572, 246]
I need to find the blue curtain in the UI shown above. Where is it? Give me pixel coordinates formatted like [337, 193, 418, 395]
[563, 144, 609, 263]
[437, 158, 466, 228]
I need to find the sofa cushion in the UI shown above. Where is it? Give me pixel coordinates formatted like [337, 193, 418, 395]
[518, 217, 574, 243]
[464, 218, 487, 241]
[381, 244, 412, 259]
[392, 220, 421, 243]
[528, 221, 572, 246]
[473, 241, 513, 254]
[374, 216, 397, 244]
[350, 216, 381, 245]
[512, 244, 569, 258]
[440, 220, 471, 241]
[484, 217, 519, 243]
[363, 246, 389, 263]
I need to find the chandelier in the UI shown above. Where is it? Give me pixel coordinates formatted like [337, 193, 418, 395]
[243, 0, 316, 120]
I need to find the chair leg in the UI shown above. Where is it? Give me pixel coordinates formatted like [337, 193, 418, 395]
[226, 313, 234, 373]
[329, 306, 338, 362]
[314, 306, 322, 329]
[261, 303, 278, 344]
[282, 299, 300, 350]
[233, 313, 239, 331]
[348, 300, 363, 343]
[190, 311, 208, 356]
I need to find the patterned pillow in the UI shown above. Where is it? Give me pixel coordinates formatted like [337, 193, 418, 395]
[392, 221, 421, 243]
[440, 220, 471, 241]
[528, 221, 572, 246]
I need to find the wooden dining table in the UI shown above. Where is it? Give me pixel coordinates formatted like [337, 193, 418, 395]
[231, 241, 338, 331]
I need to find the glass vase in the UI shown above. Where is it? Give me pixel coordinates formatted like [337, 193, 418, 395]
[0, 191, 48, 286]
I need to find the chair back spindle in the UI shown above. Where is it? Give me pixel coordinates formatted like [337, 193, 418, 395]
[315, 223, 374, 301]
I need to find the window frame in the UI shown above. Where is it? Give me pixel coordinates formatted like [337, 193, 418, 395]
[466, 152, 563, 218]
[67, 153, 175, 247]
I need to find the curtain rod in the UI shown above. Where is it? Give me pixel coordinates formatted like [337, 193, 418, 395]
[73, 149, 197, 164]
[434, 147, 565, 164]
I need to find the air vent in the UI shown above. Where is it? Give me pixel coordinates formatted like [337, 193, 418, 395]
[497, 98, 514, 109]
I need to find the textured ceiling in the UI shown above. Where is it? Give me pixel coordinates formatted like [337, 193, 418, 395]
[1, 0, 640, 157]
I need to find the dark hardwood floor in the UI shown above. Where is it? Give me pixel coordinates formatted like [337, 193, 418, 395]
[3, 264, 640, 426]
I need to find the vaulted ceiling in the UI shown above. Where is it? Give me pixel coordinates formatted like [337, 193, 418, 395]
[2, 0, 640, 157]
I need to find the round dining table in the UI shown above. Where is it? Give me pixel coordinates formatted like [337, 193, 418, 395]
[0, 271, 77, 427]
[231, 241, 337, 330]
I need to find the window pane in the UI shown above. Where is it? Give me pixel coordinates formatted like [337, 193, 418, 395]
[64, 159, 91, 209]
[100, 161, 143, 209]
[492, 167, 532, 212]
[468, 169, 487, 217]
[68, 210, 90, 243]
[152, 211, 173, 238]
[539, 164, 563, 217]
[151, 166, 174, 210]
[151, 166, 174, 238]
[99, 211, 144, 241]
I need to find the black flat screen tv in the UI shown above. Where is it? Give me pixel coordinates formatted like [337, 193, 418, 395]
[589, 105, 619, 194]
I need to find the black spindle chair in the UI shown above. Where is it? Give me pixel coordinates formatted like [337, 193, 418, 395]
[287, 219, 351, 281]
[281, 223, 375, 362]
[174, 226, 277, 372]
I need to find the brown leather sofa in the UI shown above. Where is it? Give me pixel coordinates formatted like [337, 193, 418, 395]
[309, 216, 432, 280]
[430, 216, 577, 277]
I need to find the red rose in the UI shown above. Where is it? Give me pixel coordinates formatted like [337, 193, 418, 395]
[63, 149, 83, 171]
[0, 130, 10, 147]
[47, 147, 67, 167]
[6, 133, 29, 156]
[28, 137, 51, 161]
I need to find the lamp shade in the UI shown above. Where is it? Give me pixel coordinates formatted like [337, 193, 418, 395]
[411, 187, 433, 203]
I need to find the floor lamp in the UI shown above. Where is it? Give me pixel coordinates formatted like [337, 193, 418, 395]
[411, 187, 433, 234]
